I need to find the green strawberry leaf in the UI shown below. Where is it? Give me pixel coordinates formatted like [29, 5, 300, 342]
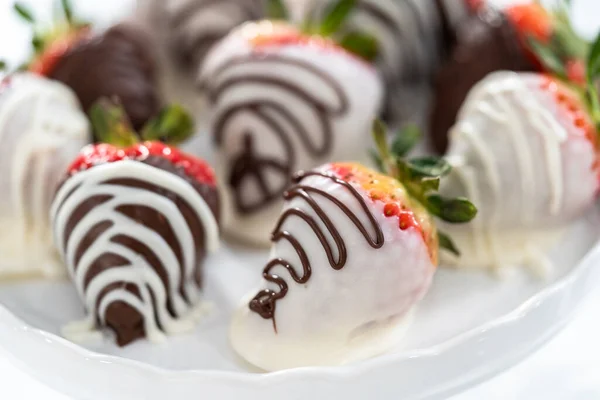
[89, 98, 139, 147]
[61, 0, 74, 25]
[528, 36, 567, 79]
[391, 124, 421, 158]
[370, 119, 477, 257]
[369, 149, 385, 173]
[319, 0, 356, 37]
[406, 157, 452, 179]
[339, 31, 379, 62]
[13, 2, 36, 24]
[438, 231, 460, 256]
[586, 31, 600, 82]
[426, 193, 478, 223]
[141, 104, 195, 145]
[266, 0, 288, 20]
[420, 177, 440, 193]
[31, 35, 44, 53]
[372, 119, 390, 163]
[0, 61, 7, 72]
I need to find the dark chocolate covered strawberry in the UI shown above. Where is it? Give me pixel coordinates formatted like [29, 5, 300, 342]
[13, 0, 163, 132]
[51, 99, 219, 346]
[12, 0, 90, 77]
[49, 23, 162, 132]
[430, 1, 590, 153]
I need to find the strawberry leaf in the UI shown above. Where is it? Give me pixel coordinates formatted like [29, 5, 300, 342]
[586, 31, 600, 82]
[89, 98, 139, 147]
[319, 0, 356, 37]
[426, 194, 478, 223]
[13, 3, 36, 24]
[438, 231, 460, 256]
[339, 31, 379, 62]
[372, 119, 390, 163]
[141, 104, 195, 145]
[31, 35, 44, 53]
[406, 157, 452, 179]
[61, 0, 73, 25]
[391, 124, 421, 158]
[420, 177, 440, 192]
[266, 0, 288, 20]
[528, 37, 567, 79]
[369, 149, 385, 173]
[0, 61, 6, 72]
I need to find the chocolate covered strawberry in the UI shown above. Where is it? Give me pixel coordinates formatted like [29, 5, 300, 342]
[51, 99, 220, 346]
[230, 121, 476, 370]
[0, 73, 89, 280]
[13, 0, 163, 132]
[439, 41, 600, 273]
[430, 1, 590, 153]
[301, 0, 476, 127]
[199, 0, 384, 246]
[12, 0, 90, 77]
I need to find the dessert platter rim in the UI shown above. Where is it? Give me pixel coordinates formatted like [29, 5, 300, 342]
[0, 238, 598, 399]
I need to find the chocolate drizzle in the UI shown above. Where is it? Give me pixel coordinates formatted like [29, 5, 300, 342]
[205, 55, 349, 214]
[168, 0, 265, 68]
[249, 170, 384, 332]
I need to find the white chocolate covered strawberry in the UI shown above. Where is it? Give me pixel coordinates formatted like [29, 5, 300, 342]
[440, 70, 600, 273]
[230, 123, 476, 370]
[199, 12, 383, 245]
[300, 0, 473, 125]
[0, 73, 90, 279]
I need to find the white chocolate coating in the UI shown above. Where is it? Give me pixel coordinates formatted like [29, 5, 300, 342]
[51, 160, 220, 343]
[199, 21, 384, 246]
[230, 167, 435, 370]
[440, 72, 599, 272]
[300, 0, 468, 126]
[0, 73, 89, 280]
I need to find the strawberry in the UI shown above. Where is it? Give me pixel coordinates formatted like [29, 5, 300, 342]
[229, 122, 477, 371]
[68, 141, 216, 186]
[199, 2, 384, 247]
[13, 1, 91, 77]
[504, 2, 589, 81]
[438, 69, 600, 272]
[430, 0, 590, 154]
[51, 100, 218, 348]
[327, 162, 437, 260]
[505, 3, 553, 44]
[68, 99, 213, 186]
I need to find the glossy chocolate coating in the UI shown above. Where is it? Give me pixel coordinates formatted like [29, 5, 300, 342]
[55, 156, 219, 346]
[50, 24, 161, 132]
[429, 8, 537, 154]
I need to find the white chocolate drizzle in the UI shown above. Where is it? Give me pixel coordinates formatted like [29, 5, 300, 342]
[51, 160, 219, 342]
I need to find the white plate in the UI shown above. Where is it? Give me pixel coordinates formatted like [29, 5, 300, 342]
[2, 0, 600, 399]
[0, 206, 599, 400]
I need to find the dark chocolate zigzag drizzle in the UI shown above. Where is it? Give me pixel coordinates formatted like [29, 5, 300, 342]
[205, 55, 349, 214]
[249, 170, 384, 332]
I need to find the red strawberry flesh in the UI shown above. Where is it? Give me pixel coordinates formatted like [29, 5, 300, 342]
[68, 142, 217, 187]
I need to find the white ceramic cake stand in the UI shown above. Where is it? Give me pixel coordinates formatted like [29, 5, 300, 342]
[0, 207, 599, 400]
[1, 0, 600, 399]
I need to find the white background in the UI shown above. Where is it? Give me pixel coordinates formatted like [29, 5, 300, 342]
[1, 0, 600, 398]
